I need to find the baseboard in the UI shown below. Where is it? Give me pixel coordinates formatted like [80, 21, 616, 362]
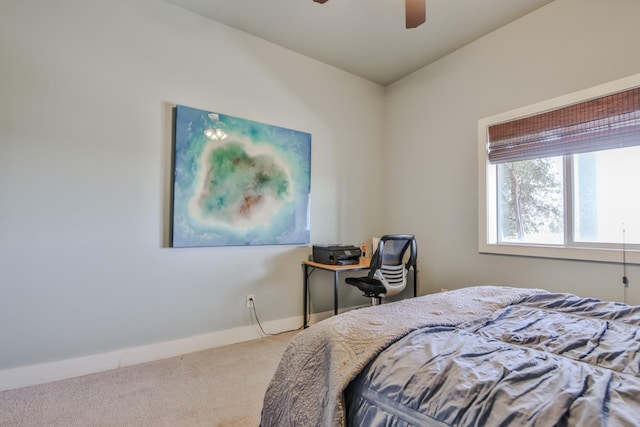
[0, 312, 337, 392]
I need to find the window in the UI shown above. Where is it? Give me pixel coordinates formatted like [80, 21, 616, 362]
[478, 74, 640, 264]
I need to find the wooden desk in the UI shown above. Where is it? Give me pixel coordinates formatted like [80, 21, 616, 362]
[302, 258, 370, 329]
[302, 258, 419, 328]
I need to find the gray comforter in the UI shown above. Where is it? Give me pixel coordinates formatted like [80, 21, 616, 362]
[345, 291, 640, 426]
[261, 286, 549, 426]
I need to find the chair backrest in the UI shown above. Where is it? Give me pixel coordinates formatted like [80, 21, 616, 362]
[369, 234, 417, 297]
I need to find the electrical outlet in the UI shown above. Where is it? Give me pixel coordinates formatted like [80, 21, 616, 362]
[246, 294, 255, 308]
[440, 288, 449, 293]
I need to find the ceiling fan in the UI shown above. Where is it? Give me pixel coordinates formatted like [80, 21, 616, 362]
[313, 0, 426, 29]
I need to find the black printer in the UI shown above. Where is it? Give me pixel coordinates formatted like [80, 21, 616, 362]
[312, 244, 361, 265]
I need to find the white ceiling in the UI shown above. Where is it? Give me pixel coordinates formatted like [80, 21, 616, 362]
[165, 0, 554, 86]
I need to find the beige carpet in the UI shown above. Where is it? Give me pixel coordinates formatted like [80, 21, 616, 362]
[0, 331, 297, 427]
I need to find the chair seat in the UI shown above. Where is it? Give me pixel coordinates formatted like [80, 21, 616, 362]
[345, 276, 386, 296]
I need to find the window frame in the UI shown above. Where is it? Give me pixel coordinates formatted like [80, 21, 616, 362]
[478, 73, 640, 264]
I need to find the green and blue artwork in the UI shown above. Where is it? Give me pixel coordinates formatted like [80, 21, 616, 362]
[171, 105, 311, 247]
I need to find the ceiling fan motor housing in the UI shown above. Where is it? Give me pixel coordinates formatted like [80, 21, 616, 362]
[313, 0, 426, 29]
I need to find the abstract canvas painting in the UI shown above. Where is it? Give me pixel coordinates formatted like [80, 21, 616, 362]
[171, 105, 311, 247]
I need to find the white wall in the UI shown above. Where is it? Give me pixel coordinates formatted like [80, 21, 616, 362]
[0, 0, 386, 374]
[385, 0, 640, 303]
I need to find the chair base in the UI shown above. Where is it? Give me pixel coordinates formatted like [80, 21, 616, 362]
[364, 294, 382, 305]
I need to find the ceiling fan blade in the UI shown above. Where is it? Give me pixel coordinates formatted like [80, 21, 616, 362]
[405, 0, 426, 29]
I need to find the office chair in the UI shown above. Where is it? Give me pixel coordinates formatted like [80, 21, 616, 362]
[346, 234, 417, 305]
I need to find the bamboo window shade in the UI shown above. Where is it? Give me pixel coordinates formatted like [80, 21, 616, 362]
[487, 87, 640, 164]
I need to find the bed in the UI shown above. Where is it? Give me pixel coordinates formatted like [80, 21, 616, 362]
[260, 286, 640, 426]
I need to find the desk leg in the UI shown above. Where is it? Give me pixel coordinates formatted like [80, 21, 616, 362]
[303, 264, 309, 328]
[334, 271, 339, 316]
